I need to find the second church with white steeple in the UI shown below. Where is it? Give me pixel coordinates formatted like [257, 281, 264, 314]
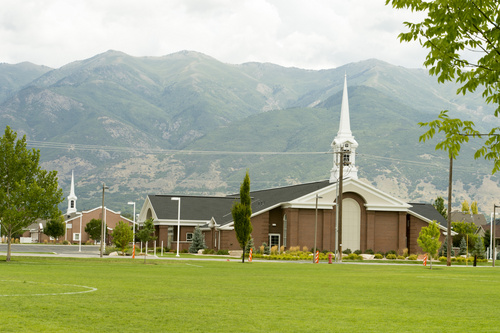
[330, 74, 358, 182]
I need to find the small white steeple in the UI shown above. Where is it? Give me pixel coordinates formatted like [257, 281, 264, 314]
[66, 170, 77, 215]
[330, 74, 359, 182]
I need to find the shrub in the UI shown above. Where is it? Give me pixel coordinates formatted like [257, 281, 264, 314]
[217, 249, 229, 255]
[408, 254, 418, 260]
[343, 248, 352, 254]
[385, 250, 397, 256]
[397, 255, 405, 260]
[364, 249, 374, 254]
[270, 245, 279, 255]
[439, 256, 447, 262]
[62, 240, 70, 245]
[354, 250, 362, 255]
[344, 253, 363, 260]
[402, 248, 409, 257]
[302, 246, 309, 253]
[203, 249, 215, 254]
[386, 254, 397, 260]
[376, 251, 385, 256]
[374, 253, 383, 259]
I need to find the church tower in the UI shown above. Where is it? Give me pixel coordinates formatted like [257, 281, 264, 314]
[66, 170, 77, 215]
[330, 74, 359, 182]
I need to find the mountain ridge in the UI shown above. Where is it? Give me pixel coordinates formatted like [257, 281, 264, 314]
[0, 50, 497, 215]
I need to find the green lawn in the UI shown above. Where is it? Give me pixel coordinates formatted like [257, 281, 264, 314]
[0, 257, 498, 332]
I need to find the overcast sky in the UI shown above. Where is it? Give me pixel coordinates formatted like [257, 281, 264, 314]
[0, 0, 428, 70]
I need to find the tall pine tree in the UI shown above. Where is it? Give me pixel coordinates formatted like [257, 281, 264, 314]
[232, 170, 252, 263]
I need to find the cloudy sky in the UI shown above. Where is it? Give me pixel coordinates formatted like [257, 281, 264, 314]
[1, 0, 427, 70]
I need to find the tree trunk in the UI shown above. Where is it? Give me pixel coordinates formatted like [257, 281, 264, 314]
[241, 249, 245, 263]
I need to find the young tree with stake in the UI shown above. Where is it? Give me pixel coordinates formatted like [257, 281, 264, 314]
[417, 221, 442, 269]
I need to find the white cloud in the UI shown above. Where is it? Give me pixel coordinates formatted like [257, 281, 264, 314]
[0, 0, 428, 69]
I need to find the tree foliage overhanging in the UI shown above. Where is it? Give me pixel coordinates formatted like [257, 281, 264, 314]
[386, 0, 500, 173]
[0, 126, 63, 261]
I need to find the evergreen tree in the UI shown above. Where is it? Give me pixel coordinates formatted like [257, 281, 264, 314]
[432, 196, 447, 220]
[459, 237, 467, 255]
[245, 236, 254, 253]
[231, 171, 252, 263]
[473, 236, 486, 259]
[439, 237, 448, 257]
[189, 226, 206, 253]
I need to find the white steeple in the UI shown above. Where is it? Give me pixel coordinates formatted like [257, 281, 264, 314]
[66, 170, 77, 215]
[330, 74, 359, 182]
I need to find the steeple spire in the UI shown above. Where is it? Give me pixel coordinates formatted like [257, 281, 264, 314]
[330, 75, 359, 182]
[66, 170, 77, 215]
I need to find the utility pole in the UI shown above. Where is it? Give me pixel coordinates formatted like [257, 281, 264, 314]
[338, 149, 344, 262]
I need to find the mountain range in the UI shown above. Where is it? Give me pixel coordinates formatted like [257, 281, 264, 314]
[0, 50, 498, 216]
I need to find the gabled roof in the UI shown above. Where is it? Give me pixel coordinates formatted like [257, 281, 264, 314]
[408, 203, 449, 228]
[143, 195, 236, 226]
[450, 211, 487, 226]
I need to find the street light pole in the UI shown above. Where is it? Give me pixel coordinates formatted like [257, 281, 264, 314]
[313, 194, 322, 263]
[128, 201, 136, 257]
[493, 204, 499, 267]
[100, 183, 109, 258]
[171, 197, 181, 257]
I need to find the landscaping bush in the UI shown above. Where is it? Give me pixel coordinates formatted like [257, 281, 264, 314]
[402, 248, 409, 257]
[217, 249, 229, 255]
[439, 256, 447, 262]
[343, 248, 352, 254]
[343, 253, 363, 260]
[62, 240, 69, 245]
[408, 255, 417, 260]
[385, 250, 397, 256]
[374, 253, 383, 259]
[354, 250, 362, 255]
[397, 255, 405, 260]
[386, 254, 397, 260]
[364, 249, 374, 254]
[203, 249, 215, 254]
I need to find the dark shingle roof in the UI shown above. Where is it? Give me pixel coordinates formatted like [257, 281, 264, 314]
[148, 180, 333, 226]
[450, 211, 487, 226]
[408, 203, 448, 227]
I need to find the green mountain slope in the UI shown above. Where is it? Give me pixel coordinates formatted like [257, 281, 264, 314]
[0, 51, 497, 215]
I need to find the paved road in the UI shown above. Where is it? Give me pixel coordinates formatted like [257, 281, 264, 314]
[0, 243, 101, 256]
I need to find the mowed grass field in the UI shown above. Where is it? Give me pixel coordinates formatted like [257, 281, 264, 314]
[0, 256, 499, 332]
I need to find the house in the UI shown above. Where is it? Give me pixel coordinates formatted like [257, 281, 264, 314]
[138, 75, 449, 255]
[22, 171, 134, 244]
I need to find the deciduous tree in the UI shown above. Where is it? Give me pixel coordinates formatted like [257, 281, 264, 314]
[232, 170, 252, 263]
[0, 126, 63, 261]
[44, 217, 66, 242]
[136, 218, 157, 263]
[417, 221, 442, 269]
[386, 1, 500, 172]
[111, 221, 133, 255]
[85, 218, 104, 243]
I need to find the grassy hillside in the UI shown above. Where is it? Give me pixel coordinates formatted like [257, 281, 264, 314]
[0, 51, 498, 215]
